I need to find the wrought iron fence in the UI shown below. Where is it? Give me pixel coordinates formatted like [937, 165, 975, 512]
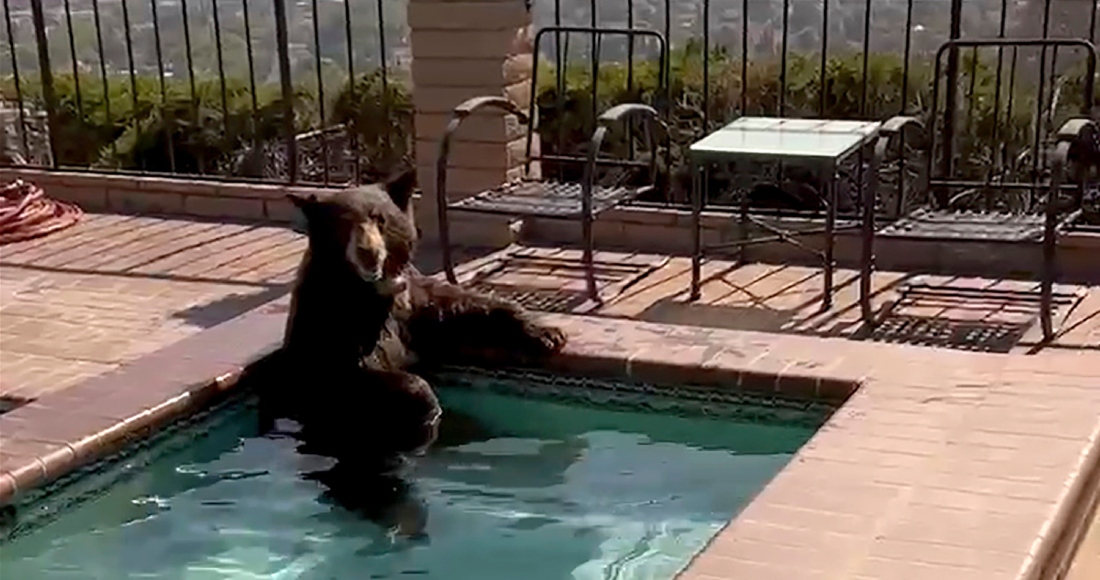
[1, 0, 1097, 200]
[529, 0, 1099, 214]
[1, 0, 408, 185]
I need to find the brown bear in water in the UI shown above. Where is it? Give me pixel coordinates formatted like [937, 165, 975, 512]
[279, 170, 567, 456]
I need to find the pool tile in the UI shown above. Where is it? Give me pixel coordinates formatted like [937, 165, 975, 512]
[84, 413, 160, 458]
[775, 370, 821, 398]
[735, 369, 781, 395]
[0, 438, 63, 471]
[626, 344, 729, 387]
[162, 308, 283, 366]
[0, 403, 118, 446]
[36, 445, 78, 483]
[82, 358, 240, 420]
[815, 377, 857, 401]
[3, 456, 48, 496]
[547, 351, 627, 379]
[65, 431, 115, 465]
[0, 324, 249, 507]
[81, 397, 194, 461]
[0, 473, 15, 499]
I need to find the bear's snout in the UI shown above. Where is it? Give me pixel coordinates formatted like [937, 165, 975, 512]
[348, 221, 389, 283]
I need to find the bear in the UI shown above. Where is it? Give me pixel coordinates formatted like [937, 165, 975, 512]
[276, 169, 568, 458]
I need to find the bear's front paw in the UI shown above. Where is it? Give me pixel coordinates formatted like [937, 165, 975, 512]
[524, 322, 568, 356]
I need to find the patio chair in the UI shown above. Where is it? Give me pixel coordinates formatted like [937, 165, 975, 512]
[435, 26, 670, 305]
[865, 38, 1100, 342]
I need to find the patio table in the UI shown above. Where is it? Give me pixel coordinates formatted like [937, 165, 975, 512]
[688, 117, 881, 321]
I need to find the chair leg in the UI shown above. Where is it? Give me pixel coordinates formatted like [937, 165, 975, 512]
[861, 151, 878, 326]
[1040, 285, 1054, 342]
[1040, 139, 1070, 344]
[439, 210, 458, 285]
[1040, 232, 1057, 343]
[583, 207, 599, 305]
[690, 161, 703, 301]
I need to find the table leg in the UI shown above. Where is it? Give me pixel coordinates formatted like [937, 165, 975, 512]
[738, 167, 749, 267]
[690, 160, 703, 301]
[822, 166, 837, 311]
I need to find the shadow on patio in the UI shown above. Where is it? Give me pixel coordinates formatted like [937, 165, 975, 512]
[454, 247, 1100, 355]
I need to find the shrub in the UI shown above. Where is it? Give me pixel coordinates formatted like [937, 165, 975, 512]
[1, 68, 410, 181]
[329, 69, 415, 180]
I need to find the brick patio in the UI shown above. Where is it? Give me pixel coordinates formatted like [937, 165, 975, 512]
[2, 211, 1100, 579]
[0, 214, 303, 401]
[0, 212, 492, 402]
[457, 246, 1100, 355]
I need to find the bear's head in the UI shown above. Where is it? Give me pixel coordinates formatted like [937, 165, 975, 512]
[288, 169, 417, 296]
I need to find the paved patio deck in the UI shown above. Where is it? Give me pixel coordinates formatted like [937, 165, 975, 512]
[0, 214, 304, 402]
[456, 245, 1100, 355]
[2, 212, 1100, 578]
[0, 213, 493, 402]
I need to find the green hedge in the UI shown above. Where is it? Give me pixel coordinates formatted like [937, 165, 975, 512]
[1, 69, 410, 179]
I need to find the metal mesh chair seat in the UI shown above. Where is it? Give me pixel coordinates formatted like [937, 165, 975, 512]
[877, 208, 1058, 242]
[448, 179, 654, 219]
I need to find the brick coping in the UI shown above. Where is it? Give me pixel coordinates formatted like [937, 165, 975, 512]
[0, 297, 1098, 580]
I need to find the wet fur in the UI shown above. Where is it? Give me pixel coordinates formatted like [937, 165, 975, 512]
[280, 170, 566, 453]
[403, 274, 567, 366]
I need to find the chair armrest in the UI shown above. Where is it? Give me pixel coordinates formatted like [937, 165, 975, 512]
[598, 103, 660, 127]
[1050, 118, 1099, 213]
[581, 102, 669, 212]
[586, 102, 669, 178]
[439, 97, 530, 167]
[451, 96, 529, 125]
[1055, 118, 1099, 150]
[879, 115, 924, 138]
[872, 116, 929, 220]
[436, 96, 531, 271]
[596, 103, 669, 142]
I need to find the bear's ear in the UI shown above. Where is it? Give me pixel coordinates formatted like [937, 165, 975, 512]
[286, 191, 319, 209]
[384, 168, 417, 213]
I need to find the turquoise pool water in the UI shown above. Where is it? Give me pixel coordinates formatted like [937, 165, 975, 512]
[0, 372, 827, 580]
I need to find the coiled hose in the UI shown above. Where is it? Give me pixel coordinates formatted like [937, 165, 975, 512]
[0, 179, 83, 245]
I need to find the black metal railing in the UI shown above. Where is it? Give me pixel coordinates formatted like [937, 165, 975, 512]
[1, 0, 1098, 203]
[528, 0, 1099, 214]
[1, 0, 407, 186]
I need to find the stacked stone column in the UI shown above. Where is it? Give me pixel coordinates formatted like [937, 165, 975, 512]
[407, 0, 538, 246]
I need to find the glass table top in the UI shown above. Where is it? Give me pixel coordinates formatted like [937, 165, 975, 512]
[689, 117, 882, 161]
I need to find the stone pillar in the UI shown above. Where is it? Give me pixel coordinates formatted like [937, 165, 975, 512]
[407, 0, 536, 246]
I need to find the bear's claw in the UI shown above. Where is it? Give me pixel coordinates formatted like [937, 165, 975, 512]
[526, 323, 568, 355]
